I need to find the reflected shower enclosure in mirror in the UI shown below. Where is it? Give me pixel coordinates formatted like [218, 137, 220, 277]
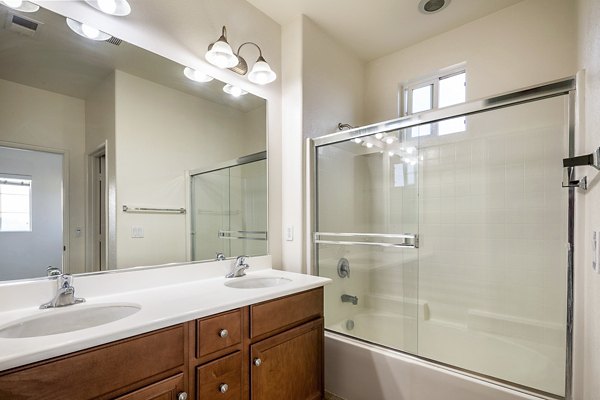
[0, 5, 267, 281]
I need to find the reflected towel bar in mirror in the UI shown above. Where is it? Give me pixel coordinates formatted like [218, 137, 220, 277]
[122, 205, 186, 214]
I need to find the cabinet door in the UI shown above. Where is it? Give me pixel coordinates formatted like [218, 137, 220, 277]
[250, 318, 323, 400]
[115, 373, 185, 400]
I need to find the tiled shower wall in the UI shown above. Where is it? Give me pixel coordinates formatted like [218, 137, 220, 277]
[415, 97, 568, 345]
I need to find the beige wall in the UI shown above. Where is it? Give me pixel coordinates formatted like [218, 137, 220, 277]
[114, 71, 265, 268]
[281, 15, 365, 273]
[0, 78, 86, 274]
[365, 0, 577, 123]
[576, 0, 600, 398]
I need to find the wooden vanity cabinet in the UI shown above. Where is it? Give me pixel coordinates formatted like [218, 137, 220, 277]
[0, 324, 188, 400]
[0, 287, 324, 400]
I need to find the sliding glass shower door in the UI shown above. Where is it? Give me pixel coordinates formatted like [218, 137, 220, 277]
[313, 84, 572, 397]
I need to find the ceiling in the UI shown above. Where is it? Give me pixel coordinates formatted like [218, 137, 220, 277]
[245, 0, 524, 61]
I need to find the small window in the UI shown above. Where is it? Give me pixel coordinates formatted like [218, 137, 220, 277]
[403, 69, 466, 137]
[0, 175, 32, 232]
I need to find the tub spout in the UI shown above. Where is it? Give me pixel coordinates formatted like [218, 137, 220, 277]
[341, 294, 358, 305]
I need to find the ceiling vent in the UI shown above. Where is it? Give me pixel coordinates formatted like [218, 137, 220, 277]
[106, 36, 122, 46]
[4, 13, 41, 37]
[418, 0, 450, 14]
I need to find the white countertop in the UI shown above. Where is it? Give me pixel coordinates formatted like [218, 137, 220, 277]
[0, 258, 331, 372]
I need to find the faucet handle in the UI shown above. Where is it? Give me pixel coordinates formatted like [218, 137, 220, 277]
[235, 255, 249, 266]
[58, 274, 73, 288]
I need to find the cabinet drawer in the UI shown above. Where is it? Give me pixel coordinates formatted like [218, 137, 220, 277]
[197, 309, 242, 357]
[197, 351, 241, 400]
[115, 373, 185, 400]
[250, 287, 323, 338]
[0, 324, 184, 400]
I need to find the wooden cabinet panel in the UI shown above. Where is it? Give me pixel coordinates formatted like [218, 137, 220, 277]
[250, 318, 323, 400]
[197, 351, 242, 400]
[0, 325, 185, 400]
[115, 373, 185, 400]
[250, 287, 323, 339]
[197, 309, 242, 358]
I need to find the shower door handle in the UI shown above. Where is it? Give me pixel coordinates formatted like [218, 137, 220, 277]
[314, 232, 419, 249]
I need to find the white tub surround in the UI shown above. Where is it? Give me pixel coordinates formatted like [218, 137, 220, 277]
[0, 256, 331, 371]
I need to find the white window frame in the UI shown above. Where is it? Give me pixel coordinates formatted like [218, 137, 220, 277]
[401, 66, 467, 137]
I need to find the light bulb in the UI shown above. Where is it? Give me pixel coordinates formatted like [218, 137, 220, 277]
[388, 151, 395, 156]
[206, 41, 238, 69]
[66, 18, 111, 41]
[81, 23, 101, 39]
[223, 84, 247, 97]
[97, 0, 117, 14]
[385, 137, 394, 144]
[353, 138, 362, 144]
[248, 58, 276, 85]
[84, 0, 130, 16]
[4, 0, 23, 7]
[375, 133, 383, 140]
[183, 67, 213, 83]
[365, 142, 374, 149]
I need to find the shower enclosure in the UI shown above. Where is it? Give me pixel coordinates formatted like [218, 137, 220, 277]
[190, 152, 267, 261]
[309, 78, 576, 398]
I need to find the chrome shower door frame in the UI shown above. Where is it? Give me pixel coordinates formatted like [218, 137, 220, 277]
[307, 76, 578, 400]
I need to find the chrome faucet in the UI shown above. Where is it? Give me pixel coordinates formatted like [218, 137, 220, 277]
[40, 274, 86, 309]
[226, 255, 250, 278]
[341, 294, 358, 305]
[216, 252, 226, 261]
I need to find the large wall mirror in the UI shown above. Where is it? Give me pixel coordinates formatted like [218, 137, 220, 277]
[0, 5, 268, 281]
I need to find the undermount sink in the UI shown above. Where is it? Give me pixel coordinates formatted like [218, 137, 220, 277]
[224, 277, 292, 289]
[0, 304, 141, 339]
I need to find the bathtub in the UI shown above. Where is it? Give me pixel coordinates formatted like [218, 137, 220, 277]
[325, 312, 563, 400]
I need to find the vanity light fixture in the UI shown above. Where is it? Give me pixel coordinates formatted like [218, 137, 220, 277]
[223, 83, 247, 97]
[206, 26, 277, 85]
[84, 0, 131, 16]
[0, 0, 39, 12]
[66, 18, 111, 41]
[183, 67, 214, 83]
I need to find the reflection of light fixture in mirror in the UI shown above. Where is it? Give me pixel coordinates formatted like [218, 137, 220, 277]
[206, 26, 276, 85]
[223, 83, 247, 97]
[183, 67, 214, 83]
[365, 142, 374, 149]
[66, 18, 111, 41]
[385, 137, 395, 144]
[206, 26, 239, 68]
[84, 0, 131, 16]
[375, 133, 383, 140]
[0, 0, 39, 12]
[352, 138, 362, 144]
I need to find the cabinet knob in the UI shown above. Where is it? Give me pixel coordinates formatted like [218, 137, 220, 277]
[219, 329, 229, 338]
[219, 383, 229, 393]
[177, 392, 188, 400]
[253, 358, 262, 366]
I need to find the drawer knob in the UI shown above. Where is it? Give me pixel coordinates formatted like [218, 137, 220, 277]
[253, 357, 262, 367]
[177, 392, 188, 400]
[219, 383, 229, 393]
[219, 329, 229, 338]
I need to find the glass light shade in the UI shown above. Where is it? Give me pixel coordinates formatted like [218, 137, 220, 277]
[1, 0, 39, 12]
[223, 84, 247, 97]
[247, 59, 276, 85]
[205, 41, 238, 69]
[66, 18, 111, 41]
[183, 67, 213, 83]
[84, 0, 131, 16]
